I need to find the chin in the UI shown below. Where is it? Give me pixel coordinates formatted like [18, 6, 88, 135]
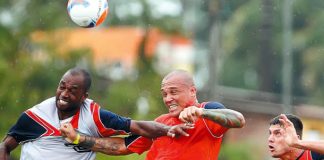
[57, 105, 68, 112]
[270, 153, 280, 158]
[169, 112, 180, 118]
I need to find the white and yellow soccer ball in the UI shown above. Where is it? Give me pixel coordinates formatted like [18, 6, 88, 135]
[67, 0, 109, 28]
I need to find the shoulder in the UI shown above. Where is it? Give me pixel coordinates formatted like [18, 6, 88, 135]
[202, 101, 226, 109]
[32, 97, 56, 108]
[29, 97, 56, 114]
[310, 150, 324, 159]
[8, 111, 48, 143]
[154, 114, 170, 122]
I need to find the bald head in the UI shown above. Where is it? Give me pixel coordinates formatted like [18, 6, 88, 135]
[65, 68, 92, 92]
[162, 70, 195, 87]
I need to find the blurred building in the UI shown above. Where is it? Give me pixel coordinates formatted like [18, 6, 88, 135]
[31, 27, 194, 80]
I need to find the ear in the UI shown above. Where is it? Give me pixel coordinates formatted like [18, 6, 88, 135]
[82, 92, 89, 101]
[190, 86, 197, 97]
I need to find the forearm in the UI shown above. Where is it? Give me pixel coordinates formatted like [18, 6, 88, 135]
[201, 109, 245, 128]
[293, 140, 324, 154]
[130, 120, 169, 138]
[78, 135, 132, 155]
[0, 136, 18, 160]
[0, 144, 10, 160]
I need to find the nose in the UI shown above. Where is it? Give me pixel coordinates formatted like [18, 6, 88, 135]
[61, 89, 69, 98]
[268, 134, 274, 143]
[164, 94, 174, 103]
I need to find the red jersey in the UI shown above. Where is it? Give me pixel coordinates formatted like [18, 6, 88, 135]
[126, 102, 228, 160]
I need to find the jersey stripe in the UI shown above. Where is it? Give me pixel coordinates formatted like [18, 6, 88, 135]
[91, 102, 128, 137]
[70, 109, 80, 129]
[25, 110, 60, 136]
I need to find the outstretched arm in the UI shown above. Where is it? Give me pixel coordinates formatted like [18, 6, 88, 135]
[279, 114, 324, 154]
[60, 122, 193, 155]
[79, 136, 132, 155]
[60, 123, 132, 155]
[0, 135, 19, 160]
[179, 106, 245, 128]
[130, 120, 193, 138]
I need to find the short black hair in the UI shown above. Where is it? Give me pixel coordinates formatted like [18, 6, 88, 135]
[67, 68, 92, 92]
[269, 114, 303, 139]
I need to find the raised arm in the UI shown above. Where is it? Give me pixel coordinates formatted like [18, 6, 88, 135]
[179, 106, 245, 128]
[0, 135, 19, 160]
[279, 114, 324, 154]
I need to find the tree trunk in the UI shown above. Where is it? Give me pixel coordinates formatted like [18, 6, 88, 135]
[258, 0, 275, 92]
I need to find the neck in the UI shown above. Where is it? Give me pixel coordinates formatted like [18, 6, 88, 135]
[58, 109, 78, 120]
[279, 148, 304, 160]
[189, 100, 199, 107]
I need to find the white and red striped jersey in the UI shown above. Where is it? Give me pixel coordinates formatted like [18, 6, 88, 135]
[8, 97, 131, 160]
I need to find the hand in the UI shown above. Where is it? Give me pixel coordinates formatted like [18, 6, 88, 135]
[59, 122, 78, 143]
[179, 106, 203, 123]
[167, 123, 194, 138]
[279, 114, 300, 147]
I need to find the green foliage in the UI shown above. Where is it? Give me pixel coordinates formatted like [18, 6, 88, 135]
[96, 152, 146, 160]
[216, 0, 324, 104]
[219, 142, 261, 160]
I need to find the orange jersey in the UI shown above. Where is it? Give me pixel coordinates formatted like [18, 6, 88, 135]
[127, 102, 228, 160]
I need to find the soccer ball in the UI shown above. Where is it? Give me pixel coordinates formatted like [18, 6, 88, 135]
[67, 0, 109, 28]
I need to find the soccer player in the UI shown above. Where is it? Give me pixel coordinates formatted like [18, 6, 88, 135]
[60, 69, 246, 159]
[0, 68, 191, 160]
[268, 114, 324, 160]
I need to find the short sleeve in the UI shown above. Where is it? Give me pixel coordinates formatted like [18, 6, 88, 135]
[202, 101, 228, 137]
[93, 108, 132, 137]
[125, 135, 152, 154]
[99, 109, 131, 131]
[204, 101, 226, 109]
[8, 112, 46, 143]
[311, 151, 324, 160]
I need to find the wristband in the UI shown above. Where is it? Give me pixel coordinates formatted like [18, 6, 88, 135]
[72, 133, 80, 144]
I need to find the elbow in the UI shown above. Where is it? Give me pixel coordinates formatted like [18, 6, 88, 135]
[236, 113, 246, 128]
[228, 111, 245, 128]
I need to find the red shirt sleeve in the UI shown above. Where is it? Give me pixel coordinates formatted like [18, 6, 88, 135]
[201, 102, 228, 137]
[203, 119, 228, 137]
[125, 135, 153, 154]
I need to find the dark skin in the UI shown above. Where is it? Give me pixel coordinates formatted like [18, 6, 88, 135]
[0, 69, 191, 160]
[55, 71, 88, 120]
[0, 71, 85, 159]
[0, 136, 18, 160]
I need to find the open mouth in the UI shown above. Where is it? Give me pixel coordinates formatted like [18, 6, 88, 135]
[268, 145, 274, 152]
[169, 104, 177, 111]
[58, 99, 69, 106]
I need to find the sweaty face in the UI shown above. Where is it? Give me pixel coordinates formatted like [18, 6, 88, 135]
[268, 124, 292, 158]
[56, 73, 87, 113]
[161, 76, 196, 117]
